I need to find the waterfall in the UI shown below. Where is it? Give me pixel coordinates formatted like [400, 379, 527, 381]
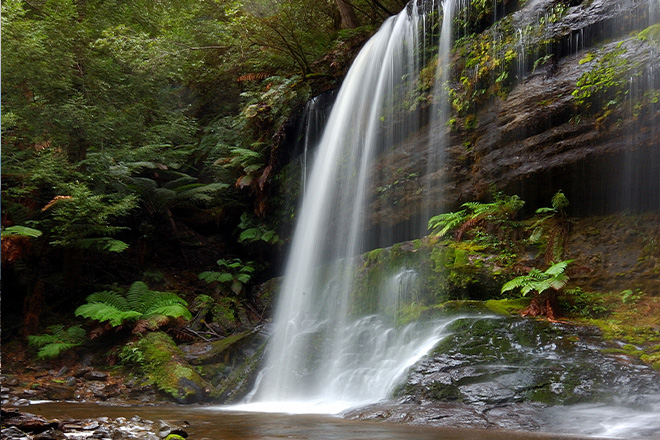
[241, 1, 461, 413]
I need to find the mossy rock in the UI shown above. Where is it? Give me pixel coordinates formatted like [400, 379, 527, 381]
[137, 332, 211, 403]
[183, 328, 261, 366]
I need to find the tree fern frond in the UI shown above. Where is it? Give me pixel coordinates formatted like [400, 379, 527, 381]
[126, 281, 153, 314]
[143, 304, 192, 321]
[162, 175, 198, 190]
[85, 291, 129, 311]
[545, 260, 573, 276]
[37, 342, 78, 359]
[75, 302, 141, 327]
[549, 273, 569, 290]
[501, 276, 532, 293]
[1, 225, 43, 238]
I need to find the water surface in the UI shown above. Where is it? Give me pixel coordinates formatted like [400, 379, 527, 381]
[25, 402, 608, 440]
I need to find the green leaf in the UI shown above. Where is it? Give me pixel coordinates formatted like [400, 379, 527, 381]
[238, 228, 260, 242]
[1, 225, 43, 238]
[198, 271, 233, 283]
[236, 273, 251, 284]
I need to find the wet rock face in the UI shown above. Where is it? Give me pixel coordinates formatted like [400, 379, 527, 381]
[360, 0, 660, 245]
[346, 316, 660, 432]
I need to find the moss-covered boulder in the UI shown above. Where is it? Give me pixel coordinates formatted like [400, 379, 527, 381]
[136, 332, 211, 403]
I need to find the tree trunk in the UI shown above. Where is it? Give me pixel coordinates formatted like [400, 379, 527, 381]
[335, 0, 360, 29]
[521, 291, 560, 321]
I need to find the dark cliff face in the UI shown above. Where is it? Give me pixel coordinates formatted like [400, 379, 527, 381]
[363, 0, 659, 244]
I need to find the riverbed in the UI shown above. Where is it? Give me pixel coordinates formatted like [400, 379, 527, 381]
[19, 402, 611, 440]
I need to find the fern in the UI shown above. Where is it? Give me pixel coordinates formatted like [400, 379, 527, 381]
[85, 291, 130, 311]
[1, 225, 43, 238]
[501, 260, 573, 297]
[428, 210, 467, 238]
[75, 281, 191, 331]
[28, 325, 86, 359]
[75, 302, 142, 327]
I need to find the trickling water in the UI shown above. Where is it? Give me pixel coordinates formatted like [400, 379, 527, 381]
[296, 94, 334, 197]
[422, 0, 461, 229]
[243, 2, 460, 413]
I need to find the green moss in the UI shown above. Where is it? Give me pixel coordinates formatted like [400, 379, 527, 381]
[484, 298, 529, 316]
[638, 23, 660, 44]
[136, 332, 210, 403]
[164, 435, 186, 440]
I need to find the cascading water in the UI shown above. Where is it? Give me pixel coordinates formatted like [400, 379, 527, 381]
[241, 1, 461, 414]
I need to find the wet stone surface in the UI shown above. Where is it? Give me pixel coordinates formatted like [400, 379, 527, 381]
[345, 316, 660, 434]
[1, 408, 188, 440]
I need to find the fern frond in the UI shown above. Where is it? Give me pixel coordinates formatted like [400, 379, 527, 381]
[1, 225, 43, 238]
[548, 273, 569, 290]
[75, 302, 141, 327]
[126, 281, 153, 314]
[67, 325, 87, 341]
[28, 325, 86, 359]
[545, 260, 573, 276]
[143, 304, 192, 321]
[428, 210, 467, 237]
[501, 276, 533, 293]
[37, 342, 79, 359]
[85, 291, 130, 311]
[162, 175, 198, 190]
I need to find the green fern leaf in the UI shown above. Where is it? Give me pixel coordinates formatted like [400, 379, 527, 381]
[545, 259, 573, 276]
[75, 302, 141, 326]
[1, 225, 43, 238]
[501, 276, 531, 293]
[144, 304, 192, 321]
[85, 291, 130, 311]
[37, 343, 78, 359]
[126, 281, 153, 313]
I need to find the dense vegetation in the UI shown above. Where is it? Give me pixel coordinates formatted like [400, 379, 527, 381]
[1, 0, 407, 342]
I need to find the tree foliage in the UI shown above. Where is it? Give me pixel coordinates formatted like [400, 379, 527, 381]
[1, 0, 404, 338]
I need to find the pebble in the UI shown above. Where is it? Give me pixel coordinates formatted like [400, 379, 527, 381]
[1, 409, 189, 440]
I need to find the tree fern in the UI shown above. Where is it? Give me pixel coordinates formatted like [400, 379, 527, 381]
[501, 260, 573, 297]
[76, 281, 191, 331]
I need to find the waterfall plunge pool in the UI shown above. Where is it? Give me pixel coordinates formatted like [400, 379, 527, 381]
[20, 402, 615, 440]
